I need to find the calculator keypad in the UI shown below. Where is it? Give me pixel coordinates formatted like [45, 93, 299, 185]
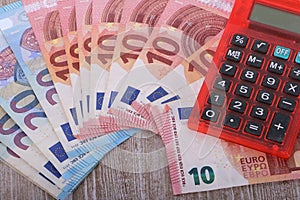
[195, 32, 300, 157]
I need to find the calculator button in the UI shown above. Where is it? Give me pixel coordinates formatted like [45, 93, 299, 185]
[231, 34, 248, 47]
[256, 90, 274, 105]
[226, 48, 243, 62]
[252, 40, 269, 54]
[224, 114, 241, 129]
[208, 92, 225, 106]
[201, 107, 219, 122]
[262, 75, 280, 90]
[289, 67, 300, 81]
[284, 82, 299, 97]
[268, 60, 285, 75]
[214, 77, 231, 92]
[229, 99, 247, 113]
[274, 46, 291, 60]
[246, 54, 264, 68]
[244, 121, 263, 136]
[219, 62, 237, 77]
[266, 113, 290, 143]
[235, 84, 253, 98]
[240, 69, 258, 83]
[251, 106, 268, 120]
[295, 52, 300, 64]
[278, 97, 296, 112]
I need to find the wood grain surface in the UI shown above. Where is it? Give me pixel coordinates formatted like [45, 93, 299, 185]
[0, 0, 299, 199]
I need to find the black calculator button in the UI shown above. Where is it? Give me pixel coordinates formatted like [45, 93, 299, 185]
[208, 92, 225, 106]
[278, 97, 296, 112]
[246, 54, 264, 68]
[201, 107, 219, 122]
[229, 99, 247, 113]
[266, 113, 290, 143]
[231, 34, 248, 47]
[251, 106, 268, 120]
[268, 60, 285, 75]
[224, 114, 241, 129]
[284, 82, 299, 97]
[262, 75, 280, 90]
[226, 48, 243, 62]
[235, 84, 253, 98]
[240, 69, 258, 83]
[289, 67, 300, 81]
[256, 90, 274, 105]
[244, 121, 263, 136]
[214, 77, 231, 92]
[220, 62, 237, 77]
[252, 40, 269, 54]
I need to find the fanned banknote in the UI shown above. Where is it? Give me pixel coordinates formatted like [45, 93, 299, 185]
[108, 0, 231, 128]
[0, 106, 68, 190]
[58, 0, 84, 129]
[0, 143, 68, 199]
[75, 0, 92, 125]
[0, 1, 84, 158]
[22, 0, 79, 134]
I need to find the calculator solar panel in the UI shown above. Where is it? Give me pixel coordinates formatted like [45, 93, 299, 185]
[188, 0, 300, 158]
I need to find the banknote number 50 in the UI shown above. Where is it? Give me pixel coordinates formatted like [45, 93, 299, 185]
[188, 166, 215, 185]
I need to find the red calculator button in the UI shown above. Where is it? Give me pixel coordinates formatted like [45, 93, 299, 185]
[266, 113, 290, 144]
[207, 92, 226, 106]
[226, 48, 243, 62]
[229, 99, 247, 113]
[235, 84, 253, 98]
[223, 114, 241, 129]
[262, 75, 280, 89]
[256, 90, 274, 105]
[284, 82, 300, 96]
[278, 97, 296, 112]
[289, 67, 300, 81]
[240, 69, 258, 83]
[250, 106, 268, 120]
[219, 62, 237, 77]
[201, 107, 220, 122]
[246, 54, 264, 68]
[252, 40, 269, 54]
[268, 60, 285, 75]
[244, 121, 263, 136]
[231, 34, 248, 47]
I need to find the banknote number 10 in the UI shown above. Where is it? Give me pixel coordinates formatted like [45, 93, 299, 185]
[189, 166, 215, 185]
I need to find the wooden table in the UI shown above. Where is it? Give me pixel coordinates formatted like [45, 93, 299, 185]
[0, 0, 299, 199]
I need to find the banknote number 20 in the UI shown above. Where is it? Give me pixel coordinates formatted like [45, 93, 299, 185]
[189, 166, 215, 185]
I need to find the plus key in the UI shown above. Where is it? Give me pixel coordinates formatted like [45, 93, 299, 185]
[266, 113, 290, 143]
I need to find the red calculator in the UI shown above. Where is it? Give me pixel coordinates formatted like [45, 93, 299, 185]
[188, 0, 300, 158]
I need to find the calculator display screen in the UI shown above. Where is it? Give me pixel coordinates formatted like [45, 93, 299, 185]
[250, 4, 300, 34]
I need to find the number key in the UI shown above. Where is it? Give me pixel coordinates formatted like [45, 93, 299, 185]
[251, 106, 268, 120]
[256, 90, 274, 105]
[220, 62, 237, 77]
[262, 75, 280, 89]
[214, 77, 231, 92]
[201, 107, 219, 122]
[241, 69, 258, 83]
[229, 99, 247, 113]
[207, 92, 225, 106]
[235, 84, 253, 98]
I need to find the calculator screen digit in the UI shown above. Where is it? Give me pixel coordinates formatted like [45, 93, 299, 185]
[188, 0, 300, 158]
